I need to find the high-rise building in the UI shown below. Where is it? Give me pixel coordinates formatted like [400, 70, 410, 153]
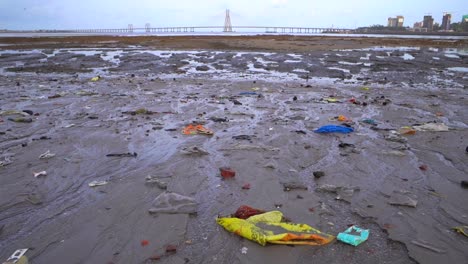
[441, 13, 451, 30]
[413, 22, 423, 28]
[388, 16, 404, 27]
[388, 17, 397, 27]
[462, 15, 468, 23]
[423, 15, 434, 31]
[396, 16, 404, 27]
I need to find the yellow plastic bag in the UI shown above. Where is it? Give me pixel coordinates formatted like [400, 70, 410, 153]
[216, 211, 335, 246]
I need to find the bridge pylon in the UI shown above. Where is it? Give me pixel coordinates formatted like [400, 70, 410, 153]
[223, 9, 233, 32]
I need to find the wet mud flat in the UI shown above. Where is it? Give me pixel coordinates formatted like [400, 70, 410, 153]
[0, 37, 467, 264]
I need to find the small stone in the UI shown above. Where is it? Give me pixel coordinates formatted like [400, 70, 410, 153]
[313, 171, 325, 178]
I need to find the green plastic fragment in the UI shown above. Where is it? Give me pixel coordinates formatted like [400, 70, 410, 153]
[337, 225, 369, 246]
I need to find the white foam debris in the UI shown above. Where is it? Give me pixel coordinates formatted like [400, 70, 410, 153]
[328, 67, 350, 73]
[338, 61, 362, 65]
[401, 53, 415, 60]
[447, 67, 468, 73]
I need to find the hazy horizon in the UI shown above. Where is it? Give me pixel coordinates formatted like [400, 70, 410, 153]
[1, 0, 467, 30]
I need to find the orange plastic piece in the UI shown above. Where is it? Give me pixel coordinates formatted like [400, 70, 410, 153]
[182, 124, 213, 135]
[337, 115, 350, 122]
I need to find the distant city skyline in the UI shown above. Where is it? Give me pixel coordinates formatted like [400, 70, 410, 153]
[0, 0, 467, 30]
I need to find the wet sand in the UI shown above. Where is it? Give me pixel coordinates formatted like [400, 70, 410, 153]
[0, 35, 467, 264]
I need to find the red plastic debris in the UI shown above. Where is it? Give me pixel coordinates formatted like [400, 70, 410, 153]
[219, 167, 236, 179]
[141, 240, 149, 247]
[149, 255, 161, 261]
[234, 205, 264, 219]
[242, 183, 251, 190]
[419, 165, 428, 171]
[166, 245, 177, 253]
[308, 208, 315, 212]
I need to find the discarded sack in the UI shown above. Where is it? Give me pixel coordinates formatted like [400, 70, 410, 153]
[216, 211, 335, 246]
[314, 125, 354, 134]
[337, 225, 369, 246]
[149, 192, 197, 214]
[182, 124, 213, 136]
[413, 123, 449, 132]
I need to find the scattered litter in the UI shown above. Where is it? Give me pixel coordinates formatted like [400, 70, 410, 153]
[145, 176, 168, 190]
[8, 117, 32, 123]
[64, 124, 75, 128]
[361, 119, 377, 125]
[293, 130, 307, 134]
[382, 150, 407, 156]
[419, 165, 428, 171]
[5, 249, 28, 264]
[220, 167, 236, 179]
[323, 98, 340, 103]
[411, 240, 446, 253]
[217, 211, 335, 246]
[88, 180, 108, 187]
[251, 87, 260, 91]
[141, 240, 149, 247]
[148, 192, 197, 214]
[0, 110, 30, 117]
[209, 117, 228, 122]
[316, 184, 360, 201]
[452, 226, 468, 237]
[232, 135, 253, 141]
[413, 123, 449, 132]
[180, 146, 209, 156]
[313, 171, 325, 178]
[329, 115, 351, 122]
[388, 192, 418, 207]
[241, 247, 248, 254]
[75, 90, 98, 96]
[232, 99, 243, 105]
[106, 152, 137, 157]
[0, 157, 12, 167]
[122, 108, 154, 115]
[26, 193, 43, 205]
[398, 126, 416, 135]
[39, 150, 56, 159]
[282, 181, 308, 191]
[182, 124, 213, 135]
[220, 144, 279, 152]
[384, 133, 407, 143]
[33, 171, 47, 178]
[90, 76, 101, 82]
[242, 183, 251, 190]
[234, 205, 265, 219]
[48, 94, 62, 99]
[239, 92, 258, 96]
[337, 226, 369, 246]
[165, 245, 177, 254]
[314, 125, 354, 134]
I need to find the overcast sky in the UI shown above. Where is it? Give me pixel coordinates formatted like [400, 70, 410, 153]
[1, 0, 466, 30]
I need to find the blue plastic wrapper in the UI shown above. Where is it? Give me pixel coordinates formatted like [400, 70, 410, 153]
[337, 226, 369, 246]
[314, 125, 354, 134]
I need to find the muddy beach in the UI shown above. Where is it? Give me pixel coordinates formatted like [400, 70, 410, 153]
[0, 35, 467, 264]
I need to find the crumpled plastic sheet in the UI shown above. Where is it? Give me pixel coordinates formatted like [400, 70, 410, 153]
[149, 192, 197, 214]
[217, 211, 335, 246]
[314, 125, 354, 134]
